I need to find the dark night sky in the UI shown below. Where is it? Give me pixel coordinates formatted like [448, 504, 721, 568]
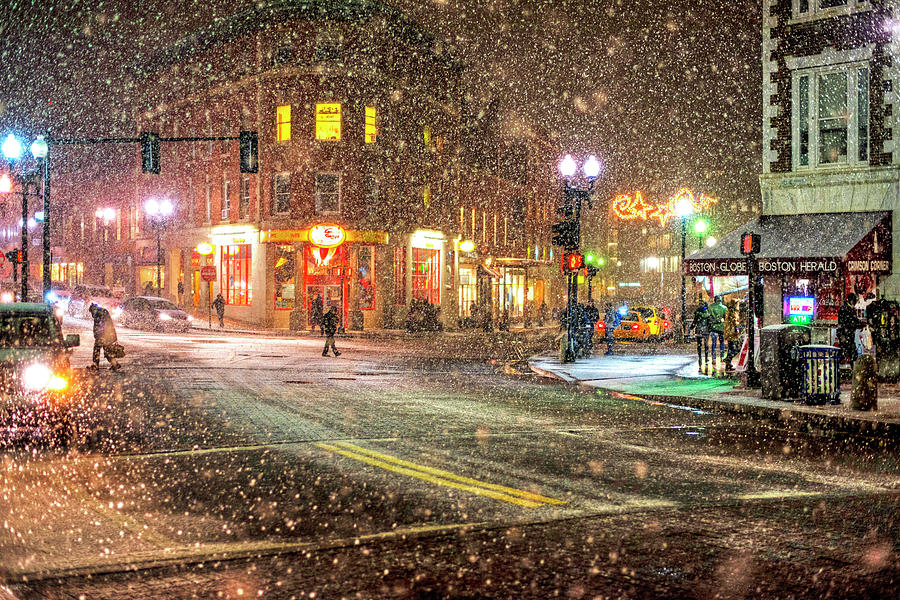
[0, 0, 762, 210]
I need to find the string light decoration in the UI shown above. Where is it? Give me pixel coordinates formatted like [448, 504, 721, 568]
[612, 188, 718, 227]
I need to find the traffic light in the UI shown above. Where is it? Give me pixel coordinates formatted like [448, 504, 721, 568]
[551, 220, 579, 250]
[239, 131, 259, 173]
[741, 232, 760, 255]
[5, 248, 19, 264]
[141, 132, 161, 174]
[563, 252, 584, 271]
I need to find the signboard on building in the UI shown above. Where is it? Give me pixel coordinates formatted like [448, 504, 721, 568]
[200, 265, 217, 282]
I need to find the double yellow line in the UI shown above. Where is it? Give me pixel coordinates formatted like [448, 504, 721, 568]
[315, 441, 567, 508]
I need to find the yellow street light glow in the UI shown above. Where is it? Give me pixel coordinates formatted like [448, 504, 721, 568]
[459, 240, 475, 252]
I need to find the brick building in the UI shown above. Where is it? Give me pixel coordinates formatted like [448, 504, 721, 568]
[687, 0, 898, 340]
[118, 0, 558, 330]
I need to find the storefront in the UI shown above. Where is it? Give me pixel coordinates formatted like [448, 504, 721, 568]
[684, 211, 892, 343]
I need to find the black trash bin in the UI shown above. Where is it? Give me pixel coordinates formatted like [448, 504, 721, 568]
[760, 324, 811, 400]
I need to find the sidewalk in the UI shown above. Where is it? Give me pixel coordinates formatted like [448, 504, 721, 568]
[529, 351, 900, 438]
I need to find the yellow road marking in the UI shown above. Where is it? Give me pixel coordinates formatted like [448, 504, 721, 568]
[315, 442, 563, 507]
[332, 441, 567, 506]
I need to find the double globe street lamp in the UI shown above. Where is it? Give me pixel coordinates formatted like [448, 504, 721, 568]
[144, 198, 174, 297]
[675, 194, 695, 343]
[1, 134, 48, 302]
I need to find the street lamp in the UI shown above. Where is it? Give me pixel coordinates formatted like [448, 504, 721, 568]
[557, 153, 602, 362]
[2, 134, 47, 301]
[144, 198, 174, 296]
[693, 218, 709, 250]
[675, 194, 695, 343]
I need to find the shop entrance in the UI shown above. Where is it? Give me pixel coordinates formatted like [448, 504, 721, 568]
[306, 284, 343, 326]
[304, 245, 349, 329]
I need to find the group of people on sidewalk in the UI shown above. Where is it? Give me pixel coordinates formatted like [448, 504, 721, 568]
[691, 295, 741, 372]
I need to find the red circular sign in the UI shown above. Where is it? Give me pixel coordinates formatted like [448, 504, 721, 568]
[200, 265, 217, 282]
[309, 224, 345, 248]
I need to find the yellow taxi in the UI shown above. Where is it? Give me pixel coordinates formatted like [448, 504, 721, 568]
[614, 307, 671, 341]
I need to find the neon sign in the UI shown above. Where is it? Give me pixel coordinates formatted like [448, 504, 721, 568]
[309, 224, 345, 248]
[612, 188, 718, 227]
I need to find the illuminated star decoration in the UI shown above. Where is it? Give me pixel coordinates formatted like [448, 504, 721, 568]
[611, 188, 718, 227]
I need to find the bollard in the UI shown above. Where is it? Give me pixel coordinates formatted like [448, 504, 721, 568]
[851, 354, 878, 411]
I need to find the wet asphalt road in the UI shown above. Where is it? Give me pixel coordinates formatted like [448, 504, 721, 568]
[1, 323, 898, 599]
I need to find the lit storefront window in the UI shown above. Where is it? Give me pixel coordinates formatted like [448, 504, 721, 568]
[221, 244, 252, 305]
[315, 103, 341, 141]
[458, 267, 476, 317]
[411, 247, 440, 305]
[358, 246, 375, 310]
[51, 262, 83, 286]
[274, 245, 295, 310]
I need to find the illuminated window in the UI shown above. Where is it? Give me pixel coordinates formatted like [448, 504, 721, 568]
[276, 105, 291, 141]
[423, 185, 431, 209]
[393, 246, 406, 305]
[274, 245, 295, 310]
[240, 178, 250, 219]
[315, 103, 341, 141]
[221, 244, 252, 306]
[358, 246, 375, 310]
[365, 106, 377, 143]
[315, 173, 340, 213]
[411, 247, 440, 305]
[221, 179, 230, 220]
[793, 0, 865, 18]
[423, 125, 431, 146]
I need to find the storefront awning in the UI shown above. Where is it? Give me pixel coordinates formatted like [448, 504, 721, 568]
[478, 265, 503, 279]
[684, 211, 892, 277]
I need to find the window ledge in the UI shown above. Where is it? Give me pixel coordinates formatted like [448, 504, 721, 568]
[787, 4, 871, 26]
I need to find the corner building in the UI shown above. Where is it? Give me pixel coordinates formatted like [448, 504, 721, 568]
[130, 0, 558, 330]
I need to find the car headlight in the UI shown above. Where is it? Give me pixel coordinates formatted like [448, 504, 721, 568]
[111, 307, 122, 320]
[23, 364, 52, 391]
[1, 292, 13, 304]
[159, 313, 172, 321]
[55, 307, 65, 319]
[187, 315, 193, 322]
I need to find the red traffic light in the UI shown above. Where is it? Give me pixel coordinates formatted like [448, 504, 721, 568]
[566, 253, 583, 271]
[741, 232, 760, 255]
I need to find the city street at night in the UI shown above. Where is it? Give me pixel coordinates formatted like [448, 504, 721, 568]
[1, 324, 897, 598]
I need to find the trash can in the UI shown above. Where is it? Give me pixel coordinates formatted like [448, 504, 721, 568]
[760, 324, 811, 400]
[798, 345, 842, 405]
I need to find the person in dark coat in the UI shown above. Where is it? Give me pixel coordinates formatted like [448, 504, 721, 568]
[322, 306, 341, 356]
[838, 293, 865, 364]
[603, 302, 620, 355]
[692, 302, 711, 370]
[310, 292, 324, 335]
[212, 293, 226, 328]
[89, 303, 120, 371]
[580, 301, 600, 357]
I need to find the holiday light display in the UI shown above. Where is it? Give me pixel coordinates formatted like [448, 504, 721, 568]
[612, 188, 717, 226]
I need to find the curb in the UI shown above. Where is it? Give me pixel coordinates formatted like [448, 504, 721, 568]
[527, 360, 900, 443]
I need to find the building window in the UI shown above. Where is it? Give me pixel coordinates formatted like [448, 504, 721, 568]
[221, 179, 231, 220]
[274, 245, 295, 310]
[221, 244, 251, 306]
[411, 247, 440, 305]
[365, 106, 377, 143]
[314, 28, 342, 61]
[423, 185, 431, 209]
[272, 44, 292, 66]
[315, 173, 340, 213]
[358, 246, 375, 310]
[273, 173, 290, 214]
[316, 103, 341, 141]
[423, 125, 432, 147]
[240, 178, 250, 219]
[793, 64, 868, 169]
[393, 246, 406, 305]
[794, 0, 867, 18]
[205, 184, 212, 222]
[276, 105, 291, 141]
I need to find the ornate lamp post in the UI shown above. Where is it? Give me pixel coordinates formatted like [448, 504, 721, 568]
[675, 195, 695, 343]
[144, 198, 174, 296]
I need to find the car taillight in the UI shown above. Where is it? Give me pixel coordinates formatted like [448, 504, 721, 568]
[664, 320, 670, 328]
[632, 324, 639, 330]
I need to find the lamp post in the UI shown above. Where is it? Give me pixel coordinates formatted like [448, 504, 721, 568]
[144, 198, 173, 296]
[2, 134, 47, 302]
[558, 153, 601, 363]
[693, 218, 708, 251]
[95, 207, 116, 287]
[675, 195, 695, 344]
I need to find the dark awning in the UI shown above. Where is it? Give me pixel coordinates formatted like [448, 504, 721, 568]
[478, 265, 502, 279]
[684, 211, 892, 277]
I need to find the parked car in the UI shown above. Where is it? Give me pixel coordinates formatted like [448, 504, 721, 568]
[66, 284, 120, 319]
[630, 306, 672, 340]
[613, 310, 654, 341]
[115, 296, 193, 331]
[0, 302, 81, 445]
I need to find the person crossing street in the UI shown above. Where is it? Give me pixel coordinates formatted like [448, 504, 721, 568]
[322, 306, 341, 357]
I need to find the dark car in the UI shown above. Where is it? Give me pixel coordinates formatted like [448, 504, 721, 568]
[0, 302, 81, 445]
[67, 284, 120, 319]
[115, 296, 193, 331]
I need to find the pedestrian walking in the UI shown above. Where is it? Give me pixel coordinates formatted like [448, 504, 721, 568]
[89, 303, 120, 371]
[144, 280, 155, 296]
[212, 292, 226, 328]
[310, 292, 324, 335]
[692, 301, 711, 371]
[603, 302, 620, 355]
[838, 293, 865, 364]
[580, 300, 600, 357]
[723, 299, 741, 372]
[708, 295, 728, 366]
[538, 301, 548, 327]
[322, 306, 341, 356]
[177, 279, 185, 305]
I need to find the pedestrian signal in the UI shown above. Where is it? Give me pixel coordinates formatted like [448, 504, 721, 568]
[741, 232, 760, 255]
[141, 132, 161, 174]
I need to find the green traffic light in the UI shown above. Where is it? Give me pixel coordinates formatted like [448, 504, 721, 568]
[585, 253, 595, 264]
[694, 219, 709, 234]
[597, 257, 606, 266]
